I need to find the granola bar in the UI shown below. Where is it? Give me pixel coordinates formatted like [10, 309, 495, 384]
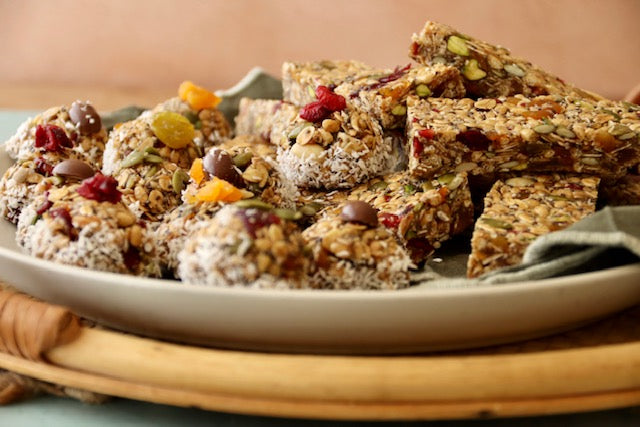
[273, 105, 392, 190]
[5, 103, 107, 168]
[282, 60, 375, 106]
[16, 182, 160, 277]
[334, 63, 465, 129]
[302, 201, 412, 290]
[409, 21, 601, 100]
[406, 95, 640, 181]
[346, 171, 474, 262]
[177, 204, 313, 288]
[467, 174, 600, 278]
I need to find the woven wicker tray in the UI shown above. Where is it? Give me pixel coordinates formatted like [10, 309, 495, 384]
[0, 286, 639, 421]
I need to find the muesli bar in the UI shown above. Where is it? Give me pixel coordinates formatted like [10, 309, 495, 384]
[409, 21, 601, 100]
[346, 171, 474, 263]
[334, 63, 465, 129]
[466, 174, 600, 278]
[302, 201, 412, 290]
[406, 95, 640, 181]
[282, 60, 375, 106]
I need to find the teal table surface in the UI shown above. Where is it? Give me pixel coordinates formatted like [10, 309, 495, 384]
[1, 111, 640, 426]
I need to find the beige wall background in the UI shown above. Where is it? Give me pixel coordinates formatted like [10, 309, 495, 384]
[0, 0, 638, 109]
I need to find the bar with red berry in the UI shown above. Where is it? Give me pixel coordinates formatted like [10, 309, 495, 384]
[406, 95, 640, 181]
[345, 171, 473, 263]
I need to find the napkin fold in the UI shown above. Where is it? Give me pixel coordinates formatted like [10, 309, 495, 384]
[478, 206, 640, 284]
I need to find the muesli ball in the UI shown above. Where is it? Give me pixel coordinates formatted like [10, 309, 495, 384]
[16, 174, 160, 277]
[271, 86, 393, 190]
[302, 201, 413, 290]
[102, 81, 231, 176]
[183, 147, 299, 209]
[0, 142, 95, 224]
[177, 204, 313, 288]
[5, 102, 107, 168]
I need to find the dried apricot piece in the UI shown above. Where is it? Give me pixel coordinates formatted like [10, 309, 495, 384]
[195, 177, 243, 203]
[189, 158, 205, 184]
[178, 80, 221, 110]
[150, 111, 195, 149]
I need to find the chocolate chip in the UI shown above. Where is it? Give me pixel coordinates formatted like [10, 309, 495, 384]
[52, 159, 95, 181]
[340, 201, 379, 227]
[203, 149, 245, 188]
[69, 101, 102, 135]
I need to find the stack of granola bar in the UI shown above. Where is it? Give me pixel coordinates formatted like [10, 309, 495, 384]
[1, 22, 638, 288]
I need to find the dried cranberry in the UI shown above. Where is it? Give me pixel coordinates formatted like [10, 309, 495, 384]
[378, 64, 411, 85]
[412, 137, 423, 158]
[36, 196, 53, 215]
[379, 212, 401, 230]
[77, 173, 122, 203]
[235, 208, 281, 238]
[34, 124, 73, 152]
[316, 85, 346, 111]
[34, 156, 54, 176]
[50, 207, 77, 240]
[123, 246, 141, 271]
[456, 129, 490, 151]
[418, 128, 435, 139]
[299, 101, 330, 123]
[300, 86, 347, 123]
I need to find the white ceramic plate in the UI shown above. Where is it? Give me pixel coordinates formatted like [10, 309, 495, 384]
[1, 138, 640, 353]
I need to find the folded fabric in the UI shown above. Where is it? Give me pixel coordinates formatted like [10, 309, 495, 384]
[417, 206, 640, 288]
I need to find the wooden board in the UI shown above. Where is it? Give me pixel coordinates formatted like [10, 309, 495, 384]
[1, 304, 640, 420]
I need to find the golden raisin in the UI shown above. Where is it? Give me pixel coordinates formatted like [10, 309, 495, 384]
[150, 111, 195, 149]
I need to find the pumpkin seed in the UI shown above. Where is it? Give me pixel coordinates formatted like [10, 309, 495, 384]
[300, 202, 322, 216]
[171, 168, 189, 194]
[446, 35, 469, 56]
[234, 198, 273, 210]
[232, 152, 253, 168]
[533, 123, 555, 134]
[555, 126, 575, 138]
[120, 150, 145, 169]
[415, 84, 432, 98]
[503, 63, 525, 77]
[144, 154, 164, 164]
[481, 217, 513, 230]
[437, 173, 455, 185]
[608, 123, 631, 137]
[274, 208, 302, 221]
[462, 59, 486, 81]
[391, 104, 407, 116]
[368, 180, 388, 191]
